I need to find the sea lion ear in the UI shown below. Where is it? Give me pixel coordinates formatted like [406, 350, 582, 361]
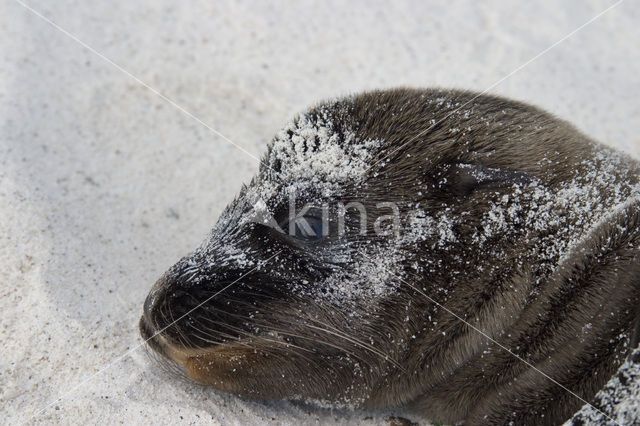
[446, 161, 533, 196]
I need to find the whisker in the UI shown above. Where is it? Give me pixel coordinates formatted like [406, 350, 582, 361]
[304, 318, 407, 373]
[196, 313, 366, 376]
[196, 316, 315, 354]
[203, 306, 376, 365]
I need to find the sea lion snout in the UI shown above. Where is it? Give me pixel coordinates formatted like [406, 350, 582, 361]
[141, 264, 217, 347]
[140, 248, 296, 354]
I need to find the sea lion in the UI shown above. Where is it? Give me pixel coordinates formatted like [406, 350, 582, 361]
[139, 88, 640, 425]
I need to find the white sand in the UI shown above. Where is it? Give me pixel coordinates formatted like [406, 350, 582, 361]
[2, 0, 639, 424]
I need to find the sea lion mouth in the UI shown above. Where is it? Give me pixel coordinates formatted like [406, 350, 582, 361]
[182, 346, 255, 386]
[139, 315, 200, 366]
[139, 314, 246, 383]
[139, 313, 300, 394]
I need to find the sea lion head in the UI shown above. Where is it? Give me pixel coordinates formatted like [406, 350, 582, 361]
[139, 88, 640, 417]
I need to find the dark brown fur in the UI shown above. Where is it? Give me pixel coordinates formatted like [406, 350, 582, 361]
[140, 88, 640, 425]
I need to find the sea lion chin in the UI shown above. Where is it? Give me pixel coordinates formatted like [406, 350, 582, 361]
[140, 88, 640, 425]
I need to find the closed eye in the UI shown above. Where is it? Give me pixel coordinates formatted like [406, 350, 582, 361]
[281, 215, 327, 240]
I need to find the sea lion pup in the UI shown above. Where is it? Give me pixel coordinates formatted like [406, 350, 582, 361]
[140, 88, 640, 425]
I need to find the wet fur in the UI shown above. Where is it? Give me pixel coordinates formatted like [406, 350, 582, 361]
[141, 88, 640, 425]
